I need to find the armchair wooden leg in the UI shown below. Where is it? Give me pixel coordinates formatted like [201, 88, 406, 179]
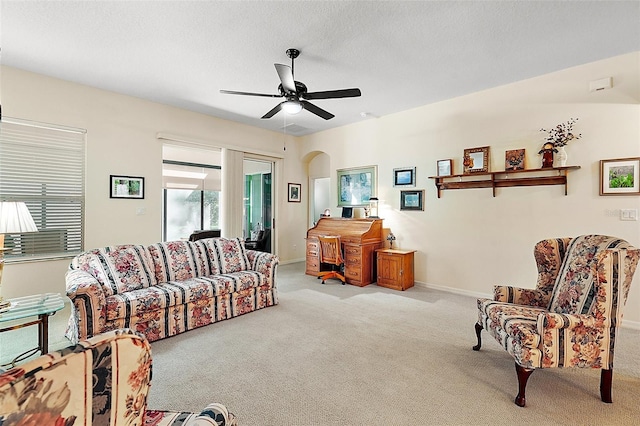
[600, 369, 613, 403]
[472, 322, 483, 351]
[514, 363, 534, 407]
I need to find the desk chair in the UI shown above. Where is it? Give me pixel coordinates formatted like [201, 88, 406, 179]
[317, 235, 346, 285]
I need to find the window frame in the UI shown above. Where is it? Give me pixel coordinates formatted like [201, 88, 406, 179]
[0, 117, 86, 261]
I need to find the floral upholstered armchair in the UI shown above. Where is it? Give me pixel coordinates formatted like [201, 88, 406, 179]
[0, 329, 236, 425]
[473, 235, 639, 407]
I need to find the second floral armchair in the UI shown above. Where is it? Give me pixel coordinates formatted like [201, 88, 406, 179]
[473, 235, 639, 407]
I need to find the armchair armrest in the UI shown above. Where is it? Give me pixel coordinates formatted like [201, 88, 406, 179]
[245, 250, 279, 287]
[538, 312, 600, 332]
[65, 269, 107, 343]
[493, 285, 550, 308]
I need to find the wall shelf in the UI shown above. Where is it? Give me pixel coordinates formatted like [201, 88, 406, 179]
[428, 166, 581, 198]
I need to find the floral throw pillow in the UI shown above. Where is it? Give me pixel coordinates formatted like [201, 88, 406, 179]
[147, 241, 205, 283]
[79, 245, 157, 296]
[191, 239, 221, 276]
[213, 237, 249, 274]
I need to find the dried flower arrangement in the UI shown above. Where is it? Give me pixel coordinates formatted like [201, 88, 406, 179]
[540, 118, 582, 147]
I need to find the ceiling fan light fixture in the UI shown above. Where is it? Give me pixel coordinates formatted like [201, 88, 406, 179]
[220, 49, 360, 120]
[282, 100, 303, 115]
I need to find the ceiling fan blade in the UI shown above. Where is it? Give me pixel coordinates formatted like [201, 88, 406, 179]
[261, 102, 284, 119]
[303, 88, 362, 100]
[301, 100, 334, 120]
[275, 64, 297, 94]
[220, 89, 281, 98]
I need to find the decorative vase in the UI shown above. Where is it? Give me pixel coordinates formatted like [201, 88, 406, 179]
[555, 146, 567, 167]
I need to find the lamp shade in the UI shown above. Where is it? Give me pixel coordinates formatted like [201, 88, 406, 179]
[0, 202, 38, 233]
[368, 197, 379, 218]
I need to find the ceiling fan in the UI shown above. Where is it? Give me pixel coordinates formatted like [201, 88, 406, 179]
[220, 48, 361, 120]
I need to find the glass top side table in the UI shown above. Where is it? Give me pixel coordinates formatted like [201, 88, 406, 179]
[0, 293, 66, 367]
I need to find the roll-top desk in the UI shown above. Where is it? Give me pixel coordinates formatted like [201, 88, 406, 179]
[306, 218, 383, 286]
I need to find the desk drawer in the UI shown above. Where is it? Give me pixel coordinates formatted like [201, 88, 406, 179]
[306, 240, 319, 256]
[345, 267, 362, 282]
[344, 246, 362, 268]
[305, 255, 320, 274]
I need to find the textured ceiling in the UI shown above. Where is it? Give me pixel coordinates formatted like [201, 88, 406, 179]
[1, 1, 639, 136]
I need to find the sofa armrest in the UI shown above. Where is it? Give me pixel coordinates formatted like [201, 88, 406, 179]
[493, 285, 550, 308]
[65, 269, 107, 343]
[245, 250, 279, 287]
[184, 403, 237, 426]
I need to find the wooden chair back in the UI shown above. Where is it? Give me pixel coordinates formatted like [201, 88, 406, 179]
[317, 235, 344, 266]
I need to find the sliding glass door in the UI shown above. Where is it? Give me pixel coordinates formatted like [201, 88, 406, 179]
[243, 158, 273, 252]
[162, 145, 221, 241]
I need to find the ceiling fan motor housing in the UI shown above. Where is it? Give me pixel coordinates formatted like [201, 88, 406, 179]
[286, 48, 300, 59]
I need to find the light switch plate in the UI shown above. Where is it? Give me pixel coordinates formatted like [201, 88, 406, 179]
[620, 209, 638, 221]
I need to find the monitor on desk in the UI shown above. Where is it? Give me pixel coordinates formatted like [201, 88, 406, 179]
[341, 207, 353, 218]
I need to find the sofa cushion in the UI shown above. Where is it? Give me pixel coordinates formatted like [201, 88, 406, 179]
[104, 271, 265, 321]
[71, 245, 157, 296]
[212, 238, 250, 274]
[148, 241, 207, 283]
[548, 235, 630, 315]
[190, 239, 221, 276]
[105, 278, 215, 320]
[199, 270, 266, 296]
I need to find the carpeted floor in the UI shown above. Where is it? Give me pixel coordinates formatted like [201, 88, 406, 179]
[147, 262, 640, 426]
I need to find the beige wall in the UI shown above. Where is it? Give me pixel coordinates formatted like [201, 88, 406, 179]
[299, 52, 640, 327]
[2, 52, 639, 327]
[0, 66, 299, 297]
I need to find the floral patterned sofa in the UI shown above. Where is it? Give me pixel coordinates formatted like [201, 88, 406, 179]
[473, 235, 639, 407]
[65, 237, 278, 343]
[0, 329, 236, 425]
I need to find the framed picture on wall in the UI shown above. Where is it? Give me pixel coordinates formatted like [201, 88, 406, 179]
[110, 175, 145, 199]
[337, 165, 377, 207]
[400, 190, 424, 211]
[599, 157, 640, 195]
[288, 183, 302, 202]
[393, 167, 416, 187]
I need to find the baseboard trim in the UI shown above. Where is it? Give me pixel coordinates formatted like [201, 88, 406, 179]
[414, 280, 491, 299]
[413, 281, 640, 330]
[279, 258, 305, 266]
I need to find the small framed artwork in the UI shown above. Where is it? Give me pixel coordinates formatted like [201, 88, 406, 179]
[400, 190, 424, 211]
[110, 175, 145, 199]
[393, 167, 416, 187]
[505, 149, 525, 171]
[599, 157, 640, 195]
[288, 183, 302, 202]
[463, 146, 490, 174]
[437, 159, 453, 176]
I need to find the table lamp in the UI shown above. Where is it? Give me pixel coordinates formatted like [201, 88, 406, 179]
[386, 232, 396, 249]
[368, 197, 379, 218]
[0, 202, 38, 310]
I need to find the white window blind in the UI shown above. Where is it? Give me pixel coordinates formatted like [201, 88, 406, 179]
[0, 117, 86, 260]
